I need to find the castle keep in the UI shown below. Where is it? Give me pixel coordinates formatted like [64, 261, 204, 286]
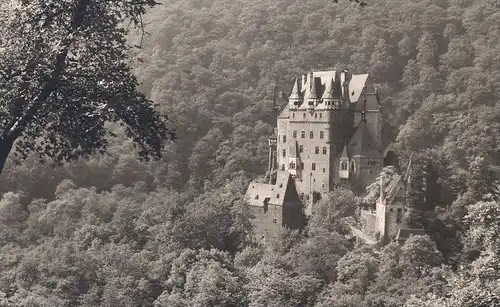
[246, 69, 409, 243]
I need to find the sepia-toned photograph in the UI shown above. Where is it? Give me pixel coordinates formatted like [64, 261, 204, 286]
[0, 0, 499, 306]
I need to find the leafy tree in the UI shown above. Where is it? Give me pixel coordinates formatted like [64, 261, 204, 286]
[0, 0, 174, 174]
[310, 187, 359, 232]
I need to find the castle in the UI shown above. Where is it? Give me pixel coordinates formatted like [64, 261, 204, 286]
[245, 69, 412, 244]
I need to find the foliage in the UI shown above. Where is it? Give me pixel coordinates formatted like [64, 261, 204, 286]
[0, 0, 174, 174]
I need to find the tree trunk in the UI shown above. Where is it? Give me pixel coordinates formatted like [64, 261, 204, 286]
[0, 136, 14, 175]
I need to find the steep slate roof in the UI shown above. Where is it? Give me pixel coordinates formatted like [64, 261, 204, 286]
[289, 78, 301, 101]
[347, 120, 382, 158]
[245, 182, 273, 207]
[349, 74, 369, 103]
[293, 71, 369, 109]
[271, 171, 291, 205]
[245, 172, 293, 207]
[277, 103, 290, 118]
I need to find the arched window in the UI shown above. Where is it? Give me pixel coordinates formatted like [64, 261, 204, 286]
[350, 161, 355, 172]
[341, 161, 348, 170]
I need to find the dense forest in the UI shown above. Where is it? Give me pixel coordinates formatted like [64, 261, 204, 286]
[1, 0, 500, 305]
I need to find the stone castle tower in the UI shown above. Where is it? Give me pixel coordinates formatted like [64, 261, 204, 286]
[246, 69, 389, 242]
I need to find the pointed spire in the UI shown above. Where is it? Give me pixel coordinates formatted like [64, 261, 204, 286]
[341, 143, 349, 159]
[289, 78, 301, 101]
[322, 78, 334, 100]
[309, 76, 318, 100]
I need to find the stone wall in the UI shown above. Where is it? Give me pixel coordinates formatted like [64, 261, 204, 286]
[250, 204, 283, 242]
[360, 210, 377, 240]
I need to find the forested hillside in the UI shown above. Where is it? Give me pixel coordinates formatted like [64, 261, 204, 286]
[1, 0, 500, 306]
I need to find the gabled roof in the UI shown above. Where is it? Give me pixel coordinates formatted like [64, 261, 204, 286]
[347, 120, 382, 158]
[245, 182, 274, 207]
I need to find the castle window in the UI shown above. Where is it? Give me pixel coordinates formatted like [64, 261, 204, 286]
[283, 135, 286, 142]
[323, 147, 327, 155]
[301, 162, 304, 169]
[282, 149, 286, 157]
[276, 194, 280, 199]
[320, 131, 324, 139]
[319, 113, 322, 118]
[301, 131, 305, 138]
[292, 113, 295, 118]
[300, 193, 304, 199]
[279, 183, 283, 188]
[299, 145, 303, 153]
[290, 162, 295, 169]
[303, 113, 306, 118]
[312, 163, 316, 171]
[273, 218, 277, 224]
[293, 131, 297, 138]
[313, 179, 316, 182]
[315, 146, 319, 154]
[281, 164, 285, 171]
[309, 131, 314, 139]
[341, 161, 348, 170]
[351, 161, 355, 172]
[315, 113, 317, 118]
[322, 184, 325, 188]
[255, 195, 259, 200]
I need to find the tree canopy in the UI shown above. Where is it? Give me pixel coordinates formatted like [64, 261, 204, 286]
[0, 0, 174, 174]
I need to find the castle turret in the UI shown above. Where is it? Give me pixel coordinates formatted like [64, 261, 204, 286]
[321, 78, 336, 109]
[339, 144, 350, 179]
[308, 74, 320, 110]
[288, 78, 302, 110]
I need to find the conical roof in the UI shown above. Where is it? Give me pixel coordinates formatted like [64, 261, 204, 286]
[309, 76, 318, 100]
[340, 143, 349, 160]
[348, 121, 382, 158]
[289, 78, 301, 100]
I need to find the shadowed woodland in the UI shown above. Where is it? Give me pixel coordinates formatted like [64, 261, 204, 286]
[1, 0, 500, 305]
